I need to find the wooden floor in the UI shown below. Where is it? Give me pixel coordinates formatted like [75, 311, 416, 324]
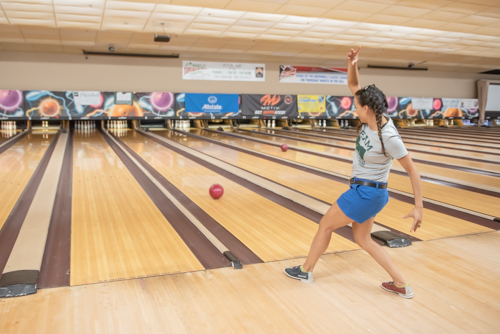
[1, 231, 499, 333]
[194, 129, 500, 218]
[120, 130, 359, 261]
[0, 133, 54, 231]
[244, 129, 500, 194]
[249, 129, 500, 175]
[70, 131, 204, 286]
[160, 130, 492, 241]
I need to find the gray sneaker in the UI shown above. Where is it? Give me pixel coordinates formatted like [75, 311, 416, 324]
[284, 265, 314, 283]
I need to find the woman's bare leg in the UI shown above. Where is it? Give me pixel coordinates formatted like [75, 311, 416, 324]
[352, 218, 406, 286]
[302, 202, 353, 272]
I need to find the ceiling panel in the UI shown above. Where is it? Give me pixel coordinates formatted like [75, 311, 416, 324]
[0, 0, 499, 73]
[321, 9, 372, 21]
[224, 1, 283, 13]
[362, 14, 411, 25]
[335, 1, 390, 13]
[275, 5, 329, 17]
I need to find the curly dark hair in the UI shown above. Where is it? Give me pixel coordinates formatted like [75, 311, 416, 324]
[355, 84, 389, 156]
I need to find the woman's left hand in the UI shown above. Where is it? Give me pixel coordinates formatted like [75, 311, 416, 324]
[403, 206, 423, 233]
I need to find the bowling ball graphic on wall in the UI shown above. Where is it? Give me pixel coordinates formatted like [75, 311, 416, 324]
[443, 108, 463, 118]
[0, 90, 24, 116]
[40, 99, 60, 117]
[398, 97, 421, 118]
[108, 102, 144, 117]
[386, 97, 398, 116]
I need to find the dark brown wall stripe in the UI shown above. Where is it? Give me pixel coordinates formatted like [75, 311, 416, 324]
[0, 132, 60, 282]
[38, 130, 74, 289]
[101, 130, 232, 270]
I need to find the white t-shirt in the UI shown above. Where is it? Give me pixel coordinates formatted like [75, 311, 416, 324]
[351, 118, 408, 183]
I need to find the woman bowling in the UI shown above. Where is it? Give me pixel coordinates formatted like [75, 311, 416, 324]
[284, 46, 423, 299]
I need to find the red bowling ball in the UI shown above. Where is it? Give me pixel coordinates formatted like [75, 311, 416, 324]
[281, 144, 288, 152]
[209, 184, 224, 199]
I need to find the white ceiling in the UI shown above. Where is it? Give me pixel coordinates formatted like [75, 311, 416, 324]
[1, 0, 500, 72]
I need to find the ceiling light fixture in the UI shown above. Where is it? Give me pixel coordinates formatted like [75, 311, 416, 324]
[367, 64, 427, 71]
[154, 22, 171, 43]
[83, 50, 179, 59]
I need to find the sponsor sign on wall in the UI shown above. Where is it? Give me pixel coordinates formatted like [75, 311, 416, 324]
[183, 61, 265, 81]
[183, 93, 240, 119]
[297, 95, 326, 118]
[241, 94, 298, 119]
[279, 66, 347, 85]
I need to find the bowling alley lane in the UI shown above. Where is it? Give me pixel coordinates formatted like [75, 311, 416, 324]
[268, 128, 500, 155]
[246, 128, 500, 173]
[234, 129, 500, 192]
[289, 127, 500, 149]
[187, 129, 500, 218]
[151, 130, 492, 241]
[70, 130, 204, 286]
[0, 133, 55, 231]
[119, 130, 359, 262]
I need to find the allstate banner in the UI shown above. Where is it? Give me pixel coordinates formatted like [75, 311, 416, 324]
[184, 93, 240, 119]
[241, 94, 298, 119]
[279, 66, 347, 85]
[298, 95, 326, 118]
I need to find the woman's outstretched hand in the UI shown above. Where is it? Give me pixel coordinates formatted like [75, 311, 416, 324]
[347, 46, 361, 65]
[403, 206, 423, 233]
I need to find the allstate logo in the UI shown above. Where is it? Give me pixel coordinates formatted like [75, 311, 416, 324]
[208, 96, 217, 104]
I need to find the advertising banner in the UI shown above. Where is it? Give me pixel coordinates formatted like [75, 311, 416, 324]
[430, 98, 478, 119]
[181, 93, 240, 119]
[325, 96, 356, 119]
[387, 97, 479, 119]
[135, 92, 176, 118]
[297, 95, 327, 118]
[279, 66, 347, 85]
[410, 97, 433, 110]
[241, 94, 297, 119]
[24, 91, 72, 119]
[183, 61, 265, 81]
[73, 91, 101, 106]
[23, 91, 147, 119]
[0, 90, 24, 119]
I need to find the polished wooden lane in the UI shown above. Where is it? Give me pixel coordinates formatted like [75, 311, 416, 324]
[120, 130, 359, 261]
[190, 129, 500, 218]
[283, 128, 500, 154]
[71, 130, 204, 286]
[249, 128, 500, 172]
[158, 130, 492, 241]
[395, 128, 500, 143]
[0, 130, 21, 145]
[1, 231, 499, 333]
[0, 133, 54, 231]
[307, 127, 500, 146]
[233, 129, 500, 193]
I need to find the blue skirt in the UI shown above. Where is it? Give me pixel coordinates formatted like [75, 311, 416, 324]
[337, 178, 389, 224]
